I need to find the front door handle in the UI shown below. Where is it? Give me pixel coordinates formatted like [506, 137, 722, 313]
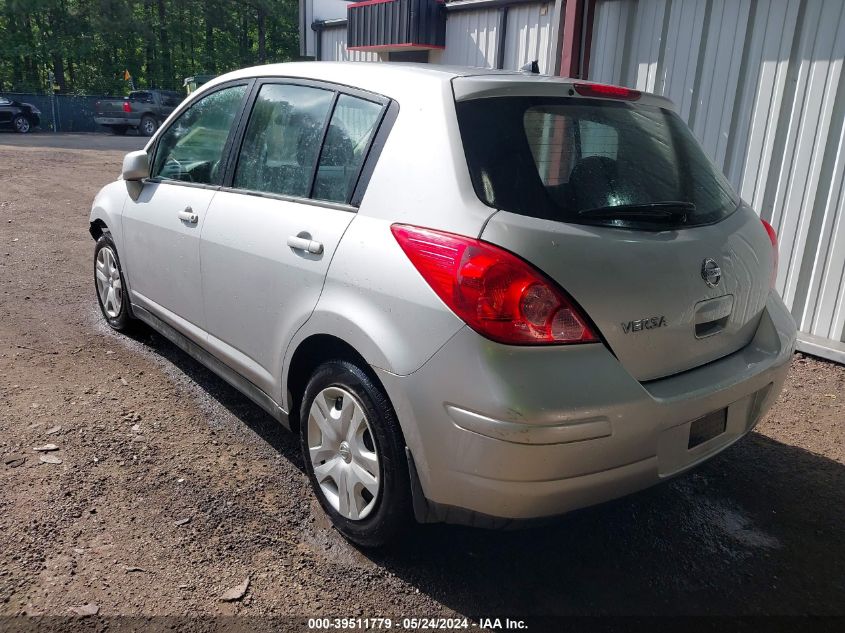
[287, 235, 324, 255]
[178, 207, 199, 224]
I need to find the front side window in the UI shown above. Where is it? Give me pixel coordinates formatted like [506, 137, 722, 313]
[313, 94, 383, 203]
[234, 83, 335, 198]
[151, 84, 247, 185]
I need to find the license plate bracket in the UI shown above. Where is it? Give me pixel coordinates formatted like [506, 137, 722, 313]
[688, 409, 727, 449]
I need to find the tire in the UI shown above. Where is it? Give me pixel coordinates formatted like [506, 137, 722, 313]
[13, 115, 31, 134]
[140, 116, 158, 136]
[110, 125, 128, 136]
[94, 232, 133, 332]
[300, 360, 412, 548]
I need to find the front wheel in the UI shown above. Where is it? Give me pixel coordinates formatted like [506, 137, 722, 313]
[94, 232, 133, 331]
[300, 360, 412, 548]
[13, 115, 31, 134]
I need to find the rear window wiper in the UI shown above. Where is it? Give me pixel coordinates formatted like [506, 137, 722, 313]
[578, 201, 695, 222]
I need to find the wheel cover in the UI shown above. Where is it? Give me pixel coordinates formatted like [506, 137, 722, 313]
[15, 117, 29, 133]
[95, 246, 123, 318]
[143, 119, 155, 134]
[308, 386, 380, 521]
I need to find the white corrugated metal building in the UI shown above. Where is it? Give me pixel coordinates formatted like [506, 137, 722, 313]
[300, 0, 845, 363]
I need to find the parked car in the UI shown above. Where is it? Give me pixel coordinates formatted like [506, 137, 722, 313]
[94, 89, 183, 136]
[183, 74, 216, 95]
[89, 63, 797, 547]
[0, 96, 40, 133]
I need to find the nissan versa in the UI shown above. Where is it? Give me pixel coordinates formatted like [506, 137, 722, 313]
[89, 63, 797, 547]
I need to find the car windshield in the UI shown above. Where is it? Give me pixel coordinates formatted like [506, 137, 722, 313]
[455, 96, 739, 230]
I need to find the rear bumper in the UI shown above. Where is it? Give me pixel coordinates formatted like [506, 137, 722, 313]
[94, 117, 140, 127]
[377, 291, 796, 525]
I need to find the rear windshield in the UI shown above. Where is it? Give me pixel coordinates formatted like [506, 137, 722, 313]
[455, 97, 739, 230]
[129, 91, 154, 103]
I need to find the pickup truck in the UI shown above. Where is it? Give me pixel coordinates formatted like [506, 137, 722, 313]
[94, 90, 183, 136]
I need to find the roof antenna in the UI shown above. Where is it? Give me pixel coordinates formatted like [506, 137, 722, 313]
[521, 60, 540, 74]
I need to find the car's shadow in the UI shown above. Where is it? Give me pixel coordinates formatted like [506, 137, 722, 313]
[125, 325, 305, 472]
[126, 326, 845, 619]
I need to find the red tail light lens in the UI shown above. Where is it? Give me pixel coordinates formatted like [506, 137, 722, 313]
[122, 101, 132, 113]
[391, 224, 598, 345]
[573, 82, 641, 100]
[761, 218, 778, 288]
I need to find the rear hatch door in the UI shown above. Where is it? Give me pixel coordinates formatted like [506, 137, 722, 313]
[481, 208, 772, 381]
[454, 78, 774, 381]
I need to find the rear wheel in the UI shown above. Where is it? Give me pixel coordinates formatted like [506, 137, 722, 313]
[300, 360, 411, 548]
[13, 115, 31, 134]
[94, 232, 132, 331]
[140, 116, 157, 136]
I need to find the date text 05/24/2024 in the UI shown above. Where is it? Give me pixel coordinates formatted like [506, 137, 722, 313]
[306, 618, 528, 630]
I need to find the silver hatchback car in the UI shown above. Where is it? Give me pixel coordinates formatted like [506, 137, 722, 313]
[90, 62, 797, 546]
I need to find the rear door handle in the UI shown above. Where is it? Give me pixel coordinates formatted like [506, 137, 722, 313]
[287, 235, 324, 255]
[178, 207, 198, 224]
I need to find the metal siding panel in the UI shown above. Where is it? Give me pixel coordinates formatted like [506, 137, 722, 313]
[661, 0, 707, 119]
[502, 3, 554, 73]
[770, 0, 842, 303]
[628, 0, 666, 92]
[322, 25, 380, 61]
[733, 0, 800, 204]
[442, 8, 499, 68]
[783, 1, 845, 330]
[690, 0, 751, 165]
[590, 0, 635, 84]
[807, 102, 845, 338]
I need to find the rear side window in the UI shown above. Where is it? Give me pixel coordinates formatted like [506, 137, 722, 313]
[313, 95, 383, 203]
[456, 97, 738, 230]
[234, 84, 334, 198]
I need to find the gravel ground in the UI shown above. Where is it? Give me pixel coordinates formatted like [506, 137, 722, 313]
[0, 131, 146, 151]
[0, 138, 843, 626]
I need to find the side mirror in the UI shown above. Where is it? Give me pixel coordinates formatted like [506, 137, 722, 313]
[122, 150, 150, 181]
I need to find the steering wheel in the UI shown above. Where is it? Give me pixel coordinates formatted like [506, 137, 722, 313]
[163, 156, 193, 182]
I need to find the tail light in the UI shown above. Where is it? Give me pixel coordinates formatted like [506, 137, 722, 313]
[761, 218, 778, 288]
[391, 224, 598, 345]
[573, 82, 641, 101]
[122, 101, 132, 113]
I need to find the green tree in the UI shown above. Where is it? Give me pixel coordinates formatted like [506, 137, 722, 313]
[0, 0, 301, 94]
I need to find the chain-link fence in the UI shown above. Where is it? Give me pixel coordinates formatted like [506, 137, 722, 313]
[5, 93, 120, 133]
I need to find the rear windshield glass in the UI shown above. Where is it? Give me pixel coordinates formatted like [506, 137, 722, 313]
[455, 97, 739, 230]
[129, 91, 154, 103]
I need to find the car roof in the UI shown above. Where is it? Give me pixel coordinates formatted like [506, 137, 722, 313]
[222, 61, 513, 82]
[198, 62, 675, 110]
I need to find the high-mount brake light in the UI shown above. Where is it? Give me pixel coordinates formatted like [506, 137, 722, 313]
[761, 218, 778, 288]
[391, 224, 599, 345]
[573, 82, 641, 101]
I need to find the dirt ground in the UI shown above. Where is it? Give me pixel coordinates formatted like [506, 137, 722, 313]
[0, 136, 844, 627]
